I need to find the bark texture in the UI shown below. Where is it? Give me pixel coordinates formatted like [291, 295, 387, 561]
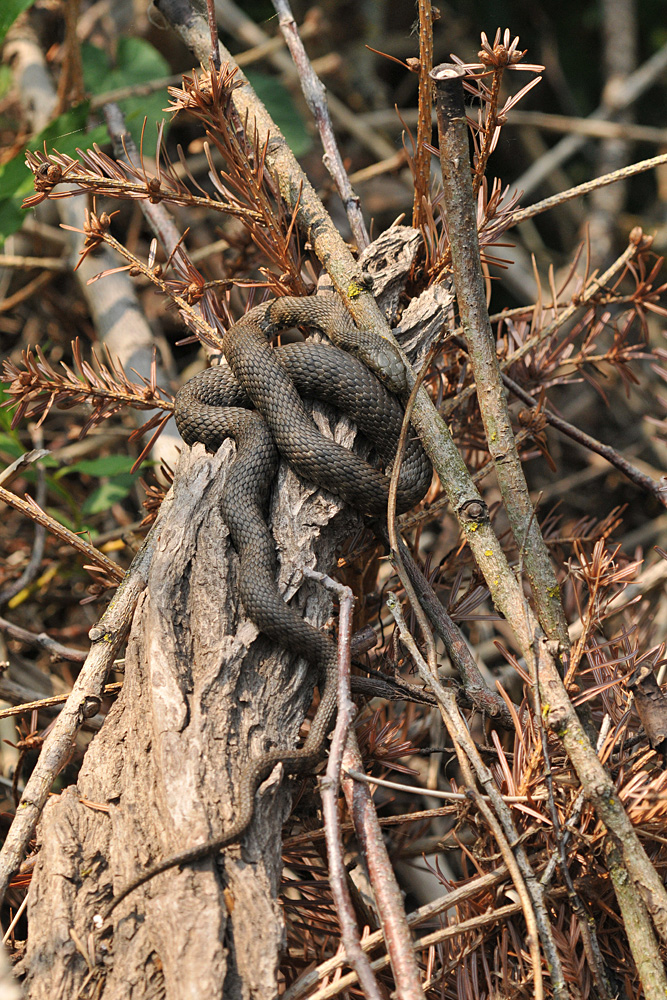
[19, 428, 356, 1000]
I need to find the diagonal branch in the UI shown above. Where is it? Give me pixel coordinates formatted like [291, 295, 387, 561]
[431, 62, 568, 646]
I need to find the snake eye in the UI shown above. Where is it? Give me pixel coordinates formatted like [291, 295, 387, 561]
[373, 342, 407, 395]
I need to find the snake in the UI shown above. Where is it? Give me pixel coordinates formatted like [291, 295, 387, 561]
[105, 295, 431, 916]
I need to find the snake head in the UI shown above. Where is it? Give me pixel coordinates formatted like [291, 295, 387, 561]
[356, 336, 407, 396]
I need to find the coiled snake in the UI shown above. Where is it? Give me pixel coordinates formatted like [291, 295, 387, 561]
[105, 294, 431, 915]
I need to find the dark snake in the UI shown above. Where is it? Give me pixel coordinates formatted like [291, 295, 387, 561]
[105, 295, 431, 915]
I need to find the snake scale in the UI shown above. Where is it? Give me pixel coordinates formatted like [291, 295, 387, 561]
[105, 295, 431, 915]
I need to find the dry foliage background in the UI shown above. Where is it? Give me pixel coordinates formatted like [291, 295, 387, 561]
[0, 0, 667, 998]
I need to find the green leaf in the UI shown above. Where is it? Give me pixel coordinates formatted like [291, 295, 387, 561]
[0, 387, 16, 432]
[0, 36, 170, 246]
[0, 0, 35, 46]
[81, 36, 170, 154]
[0, 105, 108, 246]
[59, 454, 140, 478]
[0, 432, 58, 469]
[82, 473, 136, 516]
[0, 65, 13, 101]
[55, 454, 145, 516]
[246, 72, 312, 158]
[0, 433, 23, 460]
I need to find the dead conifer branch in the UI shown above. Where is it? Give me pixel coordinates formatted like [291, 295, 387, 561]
[23, 146, 262, 223]
[166, 65, 309, 294]
[0, 485, 123, 588]
[0, 513, 162, 902]
[3, 339, 173, 430]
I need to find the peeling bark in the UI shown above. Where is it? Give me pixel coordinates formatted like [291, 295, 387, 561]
[19, 431, 356, 1000]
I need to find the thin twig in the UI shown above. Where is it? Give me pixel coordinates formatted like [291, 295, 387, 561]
[271, 0, 368, 249]
[386, 593, 567, 999]
[511, 151, 667, 228]
[468, 787, 544, 1000]
[283, 804, 460, 851]
[0, 684, 122, 720]
[341, 735, 424, 1000]
[540, 716, 612, 888]
[0, 485, 124, 585]
[205, 0, 221, 71]
[386, 345, 438, 673]
[344, 768, 547, 803]
[88, 21, 322, 112]
[411, 0, 434, 229]
[0, 272, 54, 313]
[503, 372, 667, 508]
[358, 105, 667, 147]
[0, 616, 87, 664]
[0, 254, 66, 270]
[507, 109, 667, 145]
[2, 892, 29, 944]
[282, 865, 510, 1000]
[307, 571, 383, 1000]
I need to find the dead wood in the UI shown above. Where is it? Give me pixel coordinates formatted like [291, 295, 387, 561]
[18, 430, 357, 1000]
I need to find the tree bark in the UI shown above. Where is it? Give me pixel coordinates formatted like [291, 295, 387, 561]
[18, 429, 356, 999]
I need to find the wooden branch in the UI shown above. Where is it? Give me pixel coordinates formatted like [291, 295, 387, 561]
[19, 444, 358, 997]
[0, 518, 156, 903]
[430, 62, 568, 647]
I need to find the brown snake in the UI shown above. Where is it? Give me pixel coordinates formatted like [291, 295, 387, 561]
[104, 295, 431, 916]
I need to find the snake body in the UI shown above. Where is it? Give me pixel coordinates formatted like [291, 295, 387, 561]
[106, 295, 431, 914]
